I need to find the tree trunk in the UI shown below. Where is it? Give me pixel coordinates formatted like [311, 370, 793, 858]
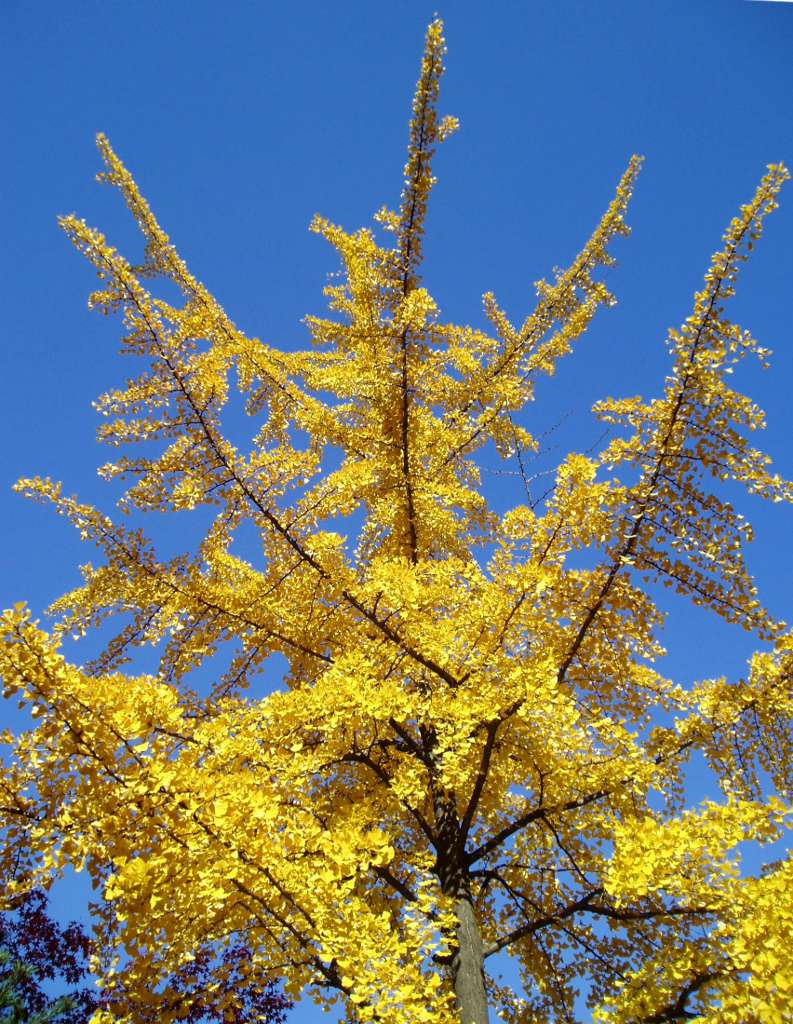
[450, 893, 489, 1024]
[428, 762, 489, 1024]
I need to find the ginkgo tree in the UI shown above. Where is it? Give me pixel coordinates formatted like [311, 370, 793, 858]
[1, 19, 792, 1024]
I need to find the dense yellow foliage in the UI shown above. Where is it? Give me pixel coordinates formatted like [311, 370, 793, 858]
[2, 20, 792, 1024]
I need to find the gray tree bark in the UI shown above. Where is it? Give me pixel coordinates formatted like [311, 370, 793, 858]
[428, 750, 490, 1024]
[450, 894, 490, 1024]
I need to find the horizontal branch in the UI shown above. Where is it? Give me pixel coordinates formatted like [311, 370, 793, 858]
[466, 788, 607, 865]
[484, 888, 603, 957]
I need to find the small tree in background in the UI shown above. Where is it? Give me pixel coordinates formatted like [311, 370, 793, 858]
[1, 18, 791, 1024]
[0, 952, 76, 1024]
[0, 890, 292, 1024]
[0, 889, 96, 1024]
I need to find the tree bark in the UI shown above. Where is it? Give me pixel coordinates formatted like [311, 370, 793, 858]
[428, 756, 490, 1024]
[450, 894, 489, 1024]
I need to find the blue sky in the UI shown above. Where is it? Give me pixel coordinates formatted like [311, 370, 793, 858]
[2, 0, 793, 1019]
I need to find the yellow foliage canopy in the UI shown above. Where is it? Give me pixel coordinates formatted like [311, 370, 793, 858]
[2, 19, 792, 1024]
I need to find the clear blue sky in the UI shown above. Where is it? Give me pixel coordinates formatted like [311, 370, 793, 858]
[2, 0, 793, 1019]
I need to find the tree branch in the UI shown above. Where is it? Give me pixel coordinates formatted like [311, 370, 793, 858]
[458, 718, 499, 849]
[484, 889, 603, 957]
[466, 789, 607, 865]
